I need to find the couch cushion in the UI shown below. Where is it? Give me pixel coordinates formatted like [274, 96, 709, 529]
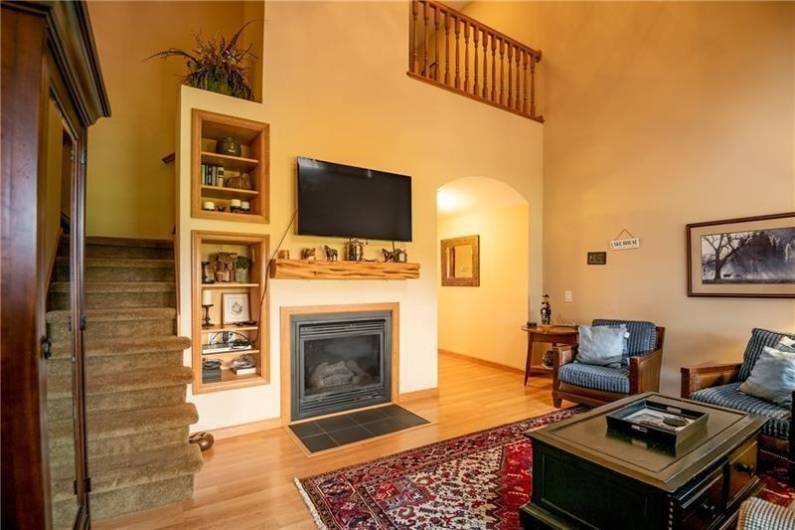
[739, 345, 795, 407]
[592, 319, 657, 360]
[576, 325, 626, 367]
[739, 329, 795, 382]
[558, 363, 629, 394]
[690, 383, 790, 439]
[738, 497, 795, 530]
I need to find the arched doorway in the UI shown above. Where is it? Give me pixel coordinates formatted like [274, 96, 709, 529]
[436, 177, 530, 371]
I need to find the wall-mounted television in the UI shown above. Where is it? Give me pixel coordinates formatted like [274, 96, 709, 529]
[296, 157, 412, 242]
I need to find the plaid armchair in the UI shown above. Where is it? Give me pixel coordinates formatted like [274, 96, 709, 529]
[552, 319, 665, 408]
[681, 328, 795, 483]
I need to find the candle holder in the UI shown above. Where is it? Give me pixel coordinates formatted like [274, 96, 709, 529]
[202, 304, 214, 328]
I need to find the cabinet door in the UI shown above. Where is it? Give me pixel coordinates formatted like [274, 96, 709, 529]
[41, 51, 90, 529]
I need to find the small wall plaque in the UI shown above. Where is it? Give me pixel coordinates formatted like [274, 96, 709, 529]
[587, 252, 607, 265]
[610, 237, 641, 250]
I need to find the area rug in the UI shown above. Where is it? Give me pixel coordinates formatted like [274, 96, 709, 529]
[296, 407, 795, 530]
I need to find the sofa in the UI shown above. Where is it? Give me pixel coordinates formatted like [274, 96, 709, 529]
[681, 328, 795, 482]
[552, 319, 665, 408]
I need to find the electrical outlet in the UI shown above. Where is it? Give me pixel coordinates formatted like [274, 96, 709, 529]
[564, 290, 573, 303]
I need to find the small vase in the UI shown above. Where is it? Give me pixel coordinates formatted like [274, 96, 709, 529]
[235, 268, 249, 284]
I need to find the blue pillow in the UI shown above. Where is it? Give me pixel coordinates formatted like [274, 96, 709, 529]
[739, 340, 795, 407]
[576, 325, 626, 367]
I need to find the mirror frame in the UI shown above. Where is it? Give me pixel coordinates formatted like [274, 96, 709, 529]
[440, 235, 480, 287]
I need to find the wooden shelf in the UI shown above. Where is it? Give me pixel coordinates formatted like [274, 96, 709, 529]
[200, 185, 259, 200]
[192, 110, 269, 224]
[200, 372, 267, 393]
[200, 151, 259, 172]
[192, 230, 270, 394]
[201, 349, 261, 359]
[201, 324, 258, 333]
[270, 259, 420, 280]
[201, 282, 260, 289]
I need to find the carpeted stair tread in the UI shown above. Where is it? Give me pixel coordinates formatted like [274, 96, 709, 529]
[51, 444, 202, 502]
[46, 307, 176, 323]
[49, 335, 190, 359]
[48, 366, 192, 399]
[49, 403, 198, 445]
[50, 281, 175, 292]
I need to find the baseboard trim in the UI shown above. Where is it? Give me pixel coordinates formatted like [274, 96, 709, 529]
[206, 417, 282, 440]
[439, 349, 524, 374]
[399, 387, 439, 401]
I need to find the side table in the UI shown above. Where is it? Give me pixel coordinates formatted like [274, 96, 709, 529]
[521, 326, 578, 385]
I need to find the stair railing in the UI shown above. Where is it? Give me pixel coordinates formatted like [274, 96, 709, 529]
[408, 0, 543, 123]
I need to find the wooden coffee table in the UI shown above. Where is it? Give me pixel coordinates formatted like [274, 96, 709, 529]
[520, 393, 765, 530]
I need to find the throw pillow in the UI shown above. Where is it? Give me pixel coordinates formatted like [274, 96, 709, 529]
[739, 343, 795, 407]
[576, 325, 626, 367]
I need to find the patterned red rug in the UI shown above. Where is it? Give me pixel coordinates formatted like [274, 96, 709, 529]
[296, 407, 794, 529]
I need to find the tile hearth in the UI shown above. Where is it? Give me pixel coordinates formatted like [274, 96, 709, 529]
[289, 404, 428, 453]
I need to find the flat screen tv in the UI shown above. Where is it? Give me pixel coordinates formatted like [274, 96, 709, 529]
[296, 157, 412, 242]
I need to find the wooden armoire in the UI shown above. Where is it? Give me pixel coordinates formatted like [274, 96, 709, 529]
[1, 1, 110, 529]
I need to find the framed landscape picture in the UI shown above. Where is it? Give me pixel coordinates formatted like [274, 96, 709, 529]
[686, 212, 795, 298]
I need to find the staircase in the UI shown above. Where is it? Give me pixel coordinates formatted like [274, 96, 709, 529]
[46, 237, 202, 527]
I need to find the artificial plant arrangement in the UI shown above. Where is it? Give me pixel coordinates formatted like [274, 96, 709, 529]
[235, 255, 252, 284]
[147, 22, 256, 100]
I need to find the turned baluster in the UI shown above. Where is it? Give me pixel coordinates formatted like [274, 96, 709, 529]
[434, 7, 440, 81]
[507, 45, 513, 109]
[530, 54, 537, 117]
[463, 21, 470, 92]
[521, 51, 528, 113]
[499, 39, 505, 105]
[472, 27, 479, 95]
[410, 1, 418, 73]
[490, 35, 496, 101]
[423, 2, 429, 77]
[515, 48, 521, 110]
[454, 16, 461, 89]
[481, 29, 488, 99]
[444, 11, 450, 85]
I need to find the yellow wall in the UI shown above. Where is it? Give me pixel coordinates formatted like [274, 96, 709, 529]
[465, 1, 795, 392]
[175, 0, 544, 431]
[86, 1, 262, 239]
[438, 204, 529, 370]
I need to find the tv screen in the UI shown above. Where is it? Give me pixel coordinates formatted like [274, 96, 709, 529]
[297, 157, 412, 242]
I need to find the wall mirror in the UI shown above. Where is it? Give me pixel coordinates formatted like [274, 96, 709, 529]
[441, 235, 480, 287]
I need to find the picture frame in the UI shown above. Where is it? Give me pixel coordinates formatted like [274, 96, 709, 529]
[686, 212, 795, 298]
[222, 292, 251, 324]
[441, 235, 480, 287]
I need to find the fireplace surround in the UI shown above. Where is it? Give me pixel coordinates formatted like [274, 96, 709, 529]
[280, 303, 400, 424]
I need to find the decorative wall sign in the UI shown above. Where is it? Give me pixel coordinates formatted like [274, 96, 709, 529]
[686, 212, 795, 298]
[610, 229, 641, 250]
[587, 252, 607, 265]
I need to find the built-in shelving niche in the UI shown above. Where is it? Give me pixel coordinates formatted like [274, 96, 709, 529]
[191, 109, 270, 224]
[192, 230, 269, 394]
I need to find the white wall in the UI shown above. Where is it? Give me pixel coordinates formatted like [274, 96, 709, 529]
[176, 1, 543, 431]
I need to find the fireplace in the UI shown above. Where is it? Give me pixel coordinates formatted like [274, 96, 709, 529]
[290, 310, 392, 421]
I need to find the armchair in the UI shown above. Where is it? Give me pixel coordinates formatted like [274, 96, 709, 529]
[681, 328, 795, 482]
[552, 319, 665, 408]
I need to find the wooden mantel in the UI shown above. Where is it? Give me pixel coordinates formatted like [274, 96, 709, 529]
[270, 259, 420, 280]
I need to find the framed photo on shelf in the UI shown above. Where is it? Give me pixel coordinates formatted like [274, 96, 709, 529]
[686, 212, 795, 298]
[222, 293, 251, 324]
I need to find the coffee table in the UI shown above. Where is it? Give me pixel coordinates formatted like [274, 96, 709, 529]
[520, 393, 765, 530]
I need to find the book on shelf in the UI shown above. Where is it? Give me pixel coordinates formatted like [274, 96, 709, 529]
[232, 366, 257, 376]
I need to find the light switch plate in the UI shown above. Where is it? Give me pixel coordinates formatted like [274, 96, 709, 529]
[564, 290, 573, 302]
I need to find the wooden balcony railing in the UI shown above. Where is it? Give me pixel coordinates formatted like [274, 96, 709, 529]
[408, 0, 543, 123]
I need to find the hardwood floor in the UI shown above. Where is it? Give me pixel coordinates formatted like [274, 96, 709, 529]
[96, 352, 557, 530]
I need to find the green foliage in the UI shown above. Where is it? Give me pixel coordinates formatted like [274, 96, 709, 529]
[236, 255, 252, 270]
[147, 22, 257, 100]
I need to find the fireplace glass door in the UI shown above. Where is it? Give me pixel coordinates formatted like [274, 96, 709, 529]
[292, 313, 391, 420]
